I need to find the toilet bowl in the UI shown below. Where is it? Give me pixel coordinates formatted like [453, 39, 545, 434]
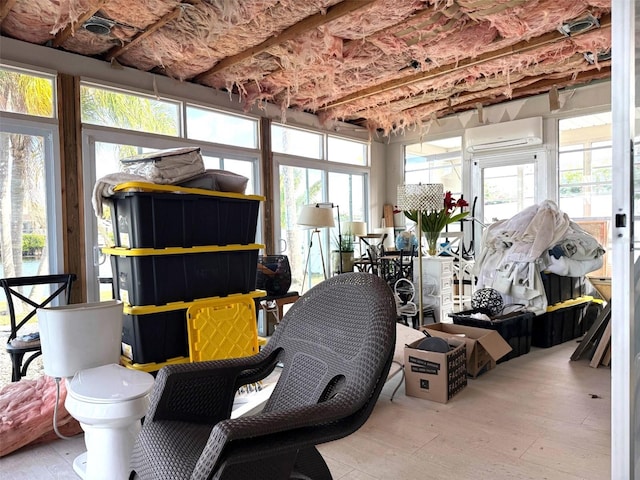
[37, 300, 155, 480]
[64, 364, 154, 480]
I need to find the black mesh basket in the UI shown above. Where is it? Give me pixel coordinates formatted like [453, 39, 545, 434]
[256, 255, 292, 296]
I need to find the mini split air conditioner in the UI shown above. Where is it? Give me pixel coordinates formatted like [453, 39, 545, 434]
[465, 117, 543, 153]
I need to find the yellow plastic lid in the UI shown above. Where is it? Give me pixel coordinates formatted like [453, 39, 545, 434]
[546, 295, 594, 312]
[103, 243, 265, 257]
[113, 181, 265, 202]
[122, 291, 267, 314]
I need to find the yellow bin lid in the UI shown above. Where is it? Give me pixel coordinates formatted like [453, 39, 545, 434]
[187, 292, 262, 362]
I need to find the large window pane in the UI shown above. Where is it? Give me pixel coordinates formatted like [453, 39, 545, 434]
[404, 137, 463, 194]
[81, 84, 180, 136]
[0, 131, 50, 279]
[558, 112, 612, 277]
[0, 66, 55, 117]
[272, 124, 322, 159]
[483, 163, 535, 223]
[327, 136, 367, 165]
[186, 105, 258, 148]
[279, 166, 325, 292]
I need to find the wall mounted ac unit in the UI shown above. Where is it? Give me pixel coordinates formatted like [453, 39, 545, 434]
[465, 117, 543, 153]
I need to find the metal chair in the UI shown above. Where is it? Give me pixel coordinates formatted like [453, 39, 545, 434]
[130, 272, 397, 480]
[2, 273, 76, 382]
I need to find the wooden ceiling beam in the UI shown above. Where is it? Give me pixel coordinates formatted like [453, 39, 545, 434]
[349, 66, 610, 129]
[0, 0, 17, 23]
[104, 2, 199, 61]
[244, 3, 450, 101]
[365, 66, 611, 127]
[52, 0, 108, 48]
[367, 57, 605, 115]
[322, 13, 611, 110]
[445, 67, 611, 114]
[193, 0, 377, 82]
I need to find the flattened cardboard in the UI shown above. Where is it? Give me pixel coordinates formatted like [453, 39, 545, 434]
[421, 323, 512, 378]
[404, 338, 467, 403]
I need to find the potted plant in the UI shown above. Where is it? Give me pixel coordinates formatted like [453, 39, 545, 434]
[332, 234, 355, 274]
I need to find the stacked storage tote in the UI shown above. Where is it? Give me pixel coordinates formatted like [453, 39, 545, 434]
[533, 272, 594, 348]
[103, 182, 265, 372]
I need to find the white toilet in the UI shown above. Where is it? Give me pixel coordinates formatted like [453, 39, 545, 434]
[38, 300, 155, 480]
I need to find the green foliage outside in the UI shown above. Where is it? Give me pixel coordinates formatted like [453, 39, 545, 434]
[22, 233, 45, 256]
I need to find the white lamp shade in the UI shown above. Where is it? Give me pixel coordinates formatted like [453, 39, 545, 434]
[343, 221, 367, 236]
[396, 183, 444, 212]
[297, 205, 335, 228]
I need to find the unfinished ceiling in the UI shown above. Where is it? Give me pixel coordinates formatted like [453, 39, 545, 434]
[0, 0, 612, 134]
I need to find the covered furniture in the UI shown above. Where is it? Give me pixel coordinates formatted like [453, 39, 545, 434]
[130, 272, 397, 480]
[2, 273, 75, 382]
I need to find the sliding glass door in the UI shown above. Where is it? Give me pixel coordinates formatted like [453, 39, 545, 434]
[611, 3, 639, 477]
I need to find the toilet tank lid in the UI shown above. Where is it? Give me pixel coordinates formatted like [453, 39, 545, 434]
[68, 364, 154, 403]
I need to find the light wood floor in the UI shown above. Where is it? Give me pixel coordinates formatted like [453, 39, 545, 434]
[0, 341, 610, 480]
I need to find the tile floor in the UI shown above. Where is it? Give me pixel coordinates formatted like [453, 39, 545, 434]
[0, 340, 611, 480]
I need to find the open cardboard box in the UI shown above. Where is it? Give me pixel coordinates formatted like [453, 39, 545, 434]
[404, 337, 467, 404]
[421, 323, 513, 378]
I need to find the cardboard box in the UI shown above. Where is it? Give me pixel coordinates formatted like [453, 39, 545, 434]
[404, 338, 467, 403]
[421, 323, 513, 378]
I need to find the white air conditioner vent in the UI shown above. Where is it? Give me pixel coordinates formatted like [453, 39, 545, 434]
[465, 117, 543, 153]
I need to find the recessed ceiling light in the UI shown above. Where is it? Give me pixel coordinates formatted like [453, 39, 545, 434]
[82, 16, 114, 35]
[584, 48, 612, 64]
[559, 14, 599, 37]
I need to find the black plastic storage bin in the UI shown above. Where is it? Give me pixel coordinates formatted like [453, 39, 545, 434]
[532, 296, 593, 348]
[109, 189, 262, 248]
[449, 309, 535, 362]
[121, 304, 189, 364]
[105, 244, 261, 306]
[540, 272, 585, 306]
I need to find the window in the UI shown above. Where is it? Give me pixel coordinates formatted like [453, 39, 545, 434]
[186, 105, 258, 149]
[272, 124, 323, 159]
[403, 136, 464, 232]
[404, 137, 463, 194]
[0, 66, 60, 285]
[558, 112, 612, 276]
[327, 136, 368, 165]
[273, 124, 369, 291]
[0, 66, 55, 118]
[0, 127, 54, 279]
[81, 83, 262, 301]
[81, 84, 181, 136]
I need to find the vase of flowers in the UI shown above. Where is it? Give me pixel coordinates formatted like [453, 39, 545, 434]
[404, 191, 469, 256]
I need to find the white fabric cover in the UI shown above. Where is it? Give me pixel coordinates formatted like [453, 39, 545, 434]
[473, 200, 605, 315]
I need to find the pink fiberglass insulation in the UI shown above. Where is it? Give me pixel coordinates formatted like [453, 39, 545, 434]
[117, 0, 341, 79]
[101, 0, 179, 30]
[244, 2, 474, 112]
[0, 376, 82, 457]
[0, 0, 612, 133]
[1, 0, 100, 44]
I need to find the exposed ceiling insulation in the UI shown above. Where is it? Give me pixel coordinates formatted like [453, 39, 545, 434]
[0, 0, 611, 134]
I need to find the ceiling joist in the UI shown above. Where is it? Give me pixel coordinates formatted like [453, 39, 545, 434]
[105, 2, 200, 61]
[193, 0, 376, 82]
[322, 13, 612, 111]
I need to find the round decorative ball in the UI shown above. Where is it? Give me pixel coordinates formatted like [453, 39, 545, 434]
[471, 288, 504, 316]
